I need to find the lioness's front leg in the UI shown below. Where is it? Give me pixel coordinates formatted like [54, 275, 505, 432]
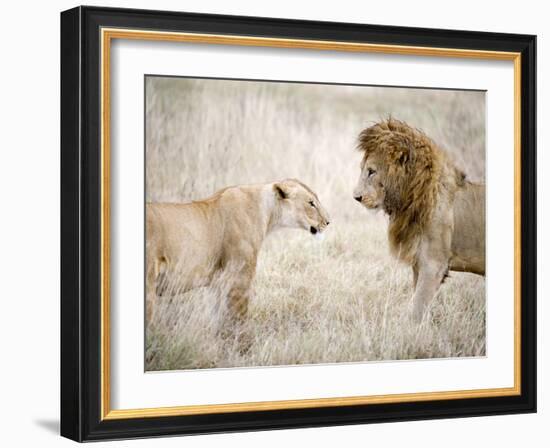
[226, 263, 256, 323]
[145, 254, 160, 322]
[222, 260, 256, 352]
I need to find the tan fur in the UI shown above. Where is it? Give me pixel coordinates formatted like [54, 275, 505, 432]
[353, 119, 485, 322]
[146, 179, 330, 324]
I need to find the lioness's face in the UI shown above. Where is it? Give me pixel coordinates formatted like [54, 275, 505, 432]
[353, 156, 385, 211]
[274, 180, 330, 237]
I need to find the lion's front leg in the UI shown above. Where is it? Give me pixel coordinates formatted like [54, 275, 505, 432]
[411, 217, 453, 323]
[412, 263, 419, 290]
[411, 260, 448, 323]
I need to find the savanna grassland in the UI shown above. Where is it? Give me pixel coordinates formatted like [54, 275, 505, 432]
[145, 77, 486, 371]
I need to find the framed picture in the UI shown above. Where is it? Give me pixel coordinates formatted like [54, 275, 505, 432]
[60, 6, 536, 442]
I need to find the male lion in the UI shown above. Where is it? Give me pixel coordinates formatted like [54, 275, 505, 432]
[353, 119, 485, 322]
[146, 178, 330, 324]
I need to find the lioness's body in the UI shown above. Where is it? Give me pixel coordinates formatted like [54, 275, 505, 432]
[146, 179, 330, 322]
[353, 119, 485, 322]
[147, 190, 267, 293]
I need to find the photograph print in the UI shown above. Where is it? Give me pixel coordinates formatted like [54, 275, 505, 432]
[144, 76, 486, 371]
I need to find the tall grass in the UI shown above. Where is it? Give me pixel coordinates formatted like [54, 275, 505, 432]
[145, 77, 486, 371]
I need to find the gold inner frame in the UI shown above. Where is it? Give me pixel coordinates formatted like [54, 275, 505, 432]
[100, 27, 522, 420]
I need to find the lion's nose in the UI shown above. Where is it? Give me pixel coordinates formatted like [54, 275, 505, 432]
[354, 196, 362, 202]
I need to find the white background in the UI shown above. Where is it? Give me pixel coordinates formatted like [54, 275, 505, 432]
[111, 40, 515, 409]
[0, 0, 546, 447]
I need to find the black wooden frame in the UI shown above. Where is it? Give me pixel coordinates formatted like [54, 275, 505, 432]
[61, 5, 536, 442]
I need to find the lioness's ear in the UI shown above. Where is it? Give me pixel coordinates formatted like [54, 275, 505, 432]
[274, 184, 288, 199]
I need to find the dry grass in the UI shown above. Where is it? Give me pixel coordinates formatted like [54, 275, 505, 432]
[145, 77, 486, 371]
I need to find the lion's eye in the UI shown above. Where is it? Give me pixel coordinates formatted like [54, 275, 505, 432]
[367, 168, 376, 177]
[308, 200, 316, 208]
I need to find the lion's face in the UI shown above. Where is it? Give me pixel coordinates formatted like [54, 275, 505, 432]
[274, 179, 330, 237]
[353, 156, 386, 211]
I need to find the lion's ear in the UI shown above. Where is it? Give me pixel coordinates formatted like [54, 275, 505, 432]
[391, 148, 409, 166]
[390, 135, 412, 166]
[399, 140, 415, 165]
[274, 184, 288, 199]
[455, 168, 466, 186]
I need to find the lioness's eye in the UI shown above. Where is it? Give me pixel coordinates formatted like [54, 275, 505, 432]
[309, 200, 316, 208]
[367, 168, 376, 177]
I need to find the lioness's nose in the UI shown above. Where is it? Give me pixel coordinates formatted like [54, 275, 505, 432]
[354, 196, 362, 202]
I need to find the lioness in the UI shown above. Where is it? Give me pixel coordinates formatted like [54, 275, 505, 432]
[146, 179, 330, 324]
[353, 119, 485, 322]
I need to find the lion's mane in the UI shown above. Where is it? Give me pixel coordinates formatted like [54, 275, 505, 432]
[357, 118, 465, 263]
